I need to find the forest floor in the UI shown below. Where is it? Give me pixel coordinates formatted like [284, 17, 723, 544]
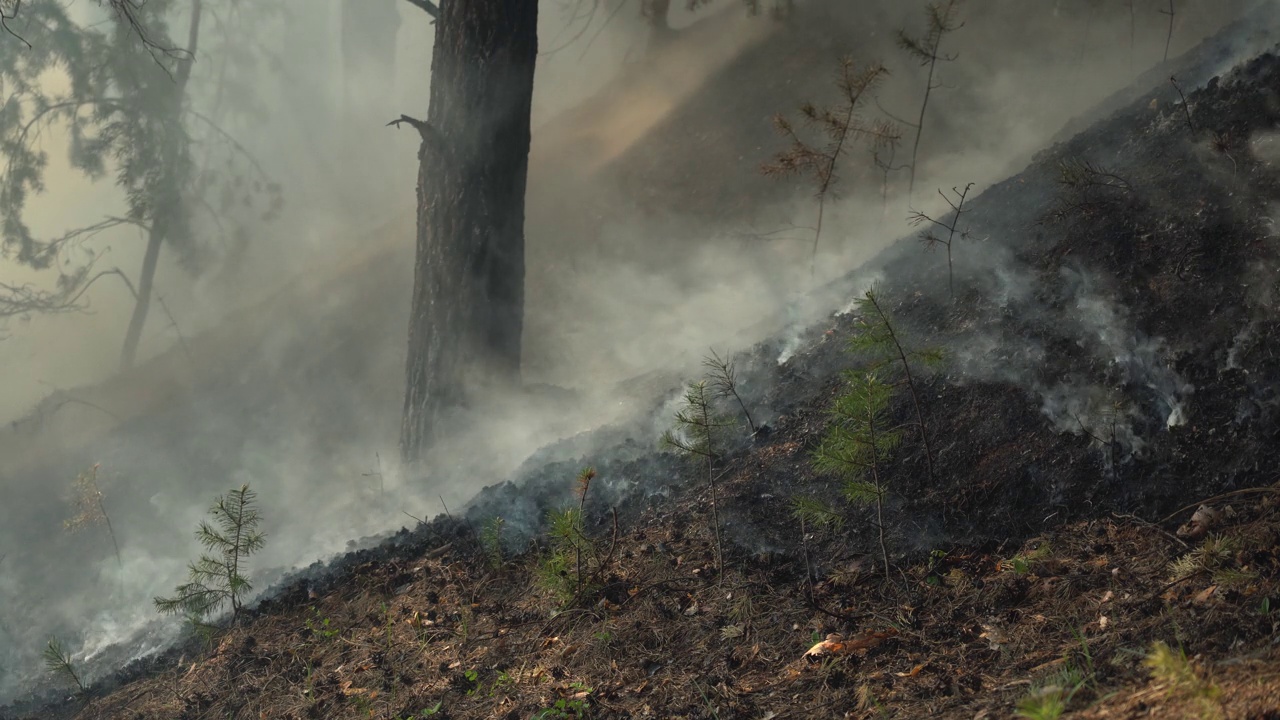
[40, 473, 1280, 720]
[12, 7, 1280, 720]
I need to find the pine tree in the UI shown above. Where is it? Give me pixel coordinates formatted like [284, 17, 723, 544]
[703, 348, 757, 434]
[804, 372, 903, 578]
[896, 0, 964, 198]
[764, 58, 900, 276]
[848, 287, 943, 484]
[663, 381, 736, 580]
[42, 635, 85, 694]
[154, 484, 266, 623]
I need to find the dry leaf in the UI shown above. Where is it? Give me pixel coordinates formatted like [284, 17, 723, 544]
[894, 663, 925, 678]
[1193, 585, 1218, 605]
[1177, 505, 1223, 540]
[803, 629, 897, 660]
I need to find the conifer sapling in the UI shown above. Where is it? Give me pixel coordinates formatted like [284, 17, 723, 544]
[703, 348, 757, 434]
[896, 0, 964, 197]
[575, 466, 596, 590]
[663, 381, 735, 580]
[808, 372, 903, 578]
[42, 635, 85, 694]
[849, 287, 942, 484]
[64, 464, 124, 582]
[480, 516, 505, 570]
[908, 182, 974, 301]
[154, 483, 265, 624]
[763, 58, 900, 276]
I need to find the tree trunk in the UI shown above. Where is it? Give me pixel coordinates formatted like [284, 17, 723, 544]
[400, 0, 538, 465]
[119, 222, 165, 369]
[119, 0, 202, 370]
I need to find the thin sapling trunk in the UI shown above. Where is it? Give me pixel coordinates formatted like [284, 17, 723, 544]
[663, 381, 734, 581]
[896, 0, 964, 199]
[65, 464, 124, 587]
[908, 182, 973, 301]
[1161, 0, 1175, 63]
[764, 58, 898, 276]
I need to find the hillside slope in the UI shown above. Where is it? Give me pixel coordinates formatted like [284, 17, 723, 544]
[10, 13, 1280, 720]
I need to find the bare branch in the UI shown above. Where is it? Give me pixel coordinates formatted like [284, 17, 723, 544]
[387, 114, 449, 159]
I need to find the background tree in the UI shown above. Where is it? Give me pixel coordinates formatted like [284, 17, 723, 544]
[763, 58, 899, 276]
[395, 0, 538, 464]
[0, 0, 281, 370]
[896, 0, 964, 198]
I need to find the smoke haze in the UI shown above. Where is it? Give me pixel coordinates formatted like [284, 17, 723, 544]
[0, 0, 1274, 705]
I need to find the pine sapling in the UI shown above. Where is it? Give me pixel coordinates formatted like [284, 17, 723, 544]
[703, 348, 757, 434]
[849, 287, 943, 485]
[154, 483, 266, 624]
[539, 467, 610, 602]
[908, 182, 974, 301]
[763, 58, 900, 276]
[663, 381, 736, 580]
[574, 466, 596, 592]
[811, 372, 903, 578]
[64, 463, 124, 582]
[43, 635, 85, 694]
[896, 0, 964, 198]
[480, 516, 505, 570]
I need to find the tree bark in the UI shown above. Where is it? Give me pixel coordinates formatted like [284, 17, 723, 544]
[399, 0, 538, 464]
[119, 0, 201, 370]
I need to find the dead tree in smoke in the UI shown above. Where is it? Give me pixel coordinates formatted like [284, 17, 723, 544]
[63, 464, 124, 584]
[896, 0, 964, 198]
[763, 58, 899, 277]
[908, 182, 973, 301]
[395, 0, 538, 465]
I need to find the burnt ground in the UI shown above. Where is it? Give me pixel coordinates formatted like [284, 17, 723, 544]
[11, 16, 1280, 720]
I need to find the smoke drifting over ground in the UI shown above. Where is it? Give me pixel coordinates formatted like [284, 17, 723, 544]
[0, 0, 1275, 707]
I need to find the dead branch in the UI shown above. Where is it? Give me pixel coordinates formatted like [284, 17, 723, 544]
[1159, 486, 1280, 524]
[1, 0, 30, 48]
[387, 114, 449, 159]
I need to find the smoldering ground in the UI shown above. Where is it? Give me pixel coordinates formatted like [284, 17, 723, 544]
[0, 0, 1275, 707]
